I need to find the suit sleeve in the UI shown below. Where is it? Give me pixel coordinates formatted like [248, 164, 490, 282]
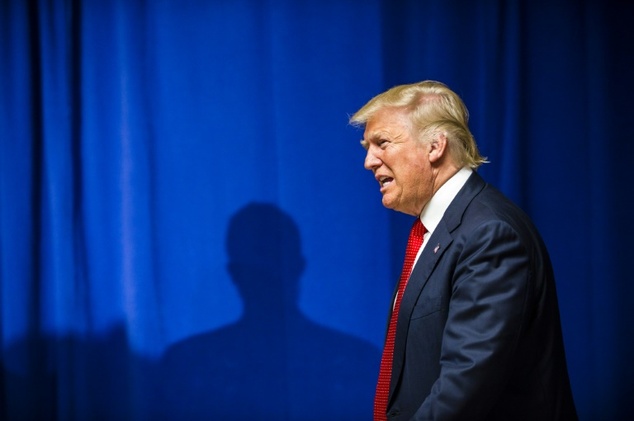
[413, 220, 532, 420]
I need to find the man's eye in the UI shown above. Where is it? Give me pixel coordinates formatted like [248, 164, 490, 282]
[378, 139, 389, 148]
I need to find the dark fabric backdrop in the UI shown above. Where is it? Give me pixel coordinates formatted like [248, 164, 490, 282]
[1, 0, 632, 420]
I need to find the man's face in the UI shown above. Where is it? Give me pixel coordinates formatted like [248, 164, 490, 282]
[361, 107, 433, 216]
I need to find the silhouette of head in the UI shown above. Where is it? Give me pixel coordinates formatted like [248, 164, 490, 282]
[226, 203, 305, 308]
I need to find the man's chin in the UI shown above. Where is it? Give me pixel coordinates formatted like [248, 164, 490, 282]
[382, 196, 398, 211]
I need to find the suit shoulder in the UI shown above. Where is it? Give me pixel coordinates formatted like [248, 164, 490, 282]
[465, 184, 532, 226]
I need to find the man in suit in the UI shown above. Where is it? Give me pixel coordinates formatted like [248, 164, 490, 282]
[350, 80, 577, 420]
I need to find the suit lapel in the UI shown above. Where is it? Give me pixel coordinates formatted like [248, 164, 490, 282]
[388, 172, 487, 401]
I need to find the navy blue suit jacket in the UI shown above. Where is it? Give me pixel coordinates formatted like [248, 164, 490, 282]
[386, 172, 577, 420]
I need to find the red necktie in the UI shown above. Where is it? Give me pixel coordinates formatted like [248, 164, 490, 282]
[374, 218, 426, 421]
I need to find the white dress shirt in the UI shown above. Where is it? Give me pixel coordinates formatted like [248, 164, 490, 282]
[415, 167, 473, 264]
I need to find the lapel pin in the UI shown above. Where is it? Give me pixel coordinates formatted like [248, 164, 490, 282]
[434, 244, 440, 254]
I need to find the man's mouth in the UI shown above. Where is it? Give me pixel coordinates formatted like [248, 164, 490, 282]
[379, 176, 394, 189]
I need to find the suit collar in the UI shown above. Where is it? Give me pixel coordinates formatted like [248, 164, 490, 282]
[439, 170, 486, 233]
[420, 167, 473, 236]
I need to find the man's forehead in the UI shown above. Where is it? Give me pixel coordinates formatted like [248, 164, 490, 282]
[364, 116, 410, 139]
[363, 127, 384, 139]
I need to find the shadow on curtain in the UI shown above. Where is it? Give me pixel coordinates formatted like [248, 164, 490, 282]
[156, 203, 379, 420]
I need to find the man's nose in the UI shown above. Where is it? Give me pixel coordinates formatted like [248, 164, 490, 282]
[364, 149, 381, 170]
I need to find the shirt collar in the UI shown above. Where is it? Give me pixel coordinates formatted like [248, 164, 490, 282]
[420, 167, 473, 234]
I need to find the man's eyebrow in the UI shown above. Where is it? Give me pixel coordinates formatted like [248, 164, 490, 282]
[360, 132, 385, 150]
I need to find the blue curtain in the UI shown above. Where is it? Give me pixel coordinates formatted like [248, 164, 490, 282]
[1, 0, 632, 419]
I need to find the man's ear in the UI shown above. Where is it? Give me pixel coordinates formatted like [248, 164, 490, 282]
[428, 132, 448, 163]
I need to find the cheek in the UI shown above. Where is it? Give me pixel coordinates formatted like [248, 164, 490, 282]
[402, 164, 430, 201]
[399, 160, 426, 186]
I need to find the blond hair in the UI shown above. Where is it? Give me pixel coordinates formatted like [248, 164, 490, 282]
[350, 80, 487, 168]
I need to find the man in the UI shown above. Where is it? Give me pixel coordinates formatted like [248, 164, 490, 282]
[350, 80, 577, 420]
